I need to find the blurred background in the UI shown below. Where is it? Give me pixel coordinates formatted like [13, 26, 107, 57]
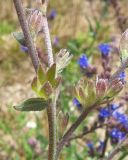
[0, 0, 128, 159]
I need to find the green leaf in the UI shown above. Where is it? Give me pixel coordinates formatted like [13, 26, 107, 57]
[37, 64, 46, 84]
[13, 32, 26, 46]
[46, 64, 56, 85]
[14, 98, 48, 111]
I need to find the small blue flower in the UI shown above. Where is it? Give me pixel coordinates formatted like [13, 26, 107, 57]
[73, 98, 82, 109]
[99, 107, 111, 118]
[112, 112, 128, 127]
[99, 104, 119, 119]
[78, 54, 89, 69]
[110, 104, 119, 111]
[21, 45, 28, 53]
[87, 142, 94, 149]
[48, 9, 57, 20]
[109, 128, 126, 140]
[98, 43, 111, 56]
[119, 71, 126, 81]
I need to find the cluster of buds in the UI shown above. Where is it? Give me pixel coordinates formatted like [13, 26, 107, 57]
[73, 76, 123, 108]
[31, 64, 61, 100]
[96, 78, 123, 104]
[13, 9, 43, 49]
[31, 49, 72, 99]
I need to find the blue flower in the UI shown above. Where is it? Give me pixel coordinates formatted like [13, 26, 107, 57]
[109, 128, 126, 140]
[112, 112, 128, 127]
[78, 54, 89, 69]
[87, 142, 94, 150]
[48, 9, 57, 20]
[99, 104, 119, 119]
[73, 98, 82, 109]
[99, 107, 111, 118]
[98, 43, 111, 56]
[21, 45, 28, 53]
[110, 104, 119, 111]
[119, 71, 126, 81]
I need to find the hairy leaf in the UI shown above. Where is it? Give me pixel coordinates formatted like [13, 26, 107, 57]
[14, 98, 48, 111]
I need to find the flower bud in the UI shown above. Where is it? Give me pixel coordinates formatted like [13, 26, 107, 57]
[29, 10, 43, 34]
[96, 79, 107, 97]
[107, 79, 123, 97]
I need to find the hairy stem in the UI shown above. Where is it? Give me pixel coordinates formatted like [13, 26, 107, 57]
[41, 2, 56, 160]
[13, 0, 39, 72]
[42, 15, 54, 66]
[47, 102, 56, 160]
[56, 104, 96, 159]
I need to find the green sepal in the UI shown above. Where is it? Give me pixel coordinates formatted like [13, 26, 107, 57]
[39, 82, 53, 99]
[31, 77, 38, 93]
[13, 32, 26, 46]
[85, 81, 96, 107]
[13, 98, 49, 111]
[37, 64, 46, 84]
[46, 64, 56, 85]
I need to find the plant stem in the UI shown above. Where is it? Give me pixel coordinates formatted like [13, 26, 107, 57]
[42, 14, 54, 66]
[100, 129, 109, 158]
[41, 1, 56, 160]
[56, 104, 96, 159]
[69, 123, 108, 141]
[13, 0, 39, 72]
[47, 102, 56, 160]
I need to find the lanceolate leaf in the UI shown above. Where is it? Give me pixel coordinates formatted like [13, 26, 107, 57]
[37, 64, 46, 84]
[14, 98, 49, 111]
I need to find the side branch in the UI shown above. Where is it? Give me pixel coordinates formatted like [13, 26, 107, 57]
[13, 0, 39, 72]
[56, 104, 96, 159]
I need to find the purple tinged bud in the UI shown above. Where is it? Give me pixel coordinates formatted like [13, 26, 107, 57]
[109, 79, 123, 94]
[96, 79, 107, 97]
